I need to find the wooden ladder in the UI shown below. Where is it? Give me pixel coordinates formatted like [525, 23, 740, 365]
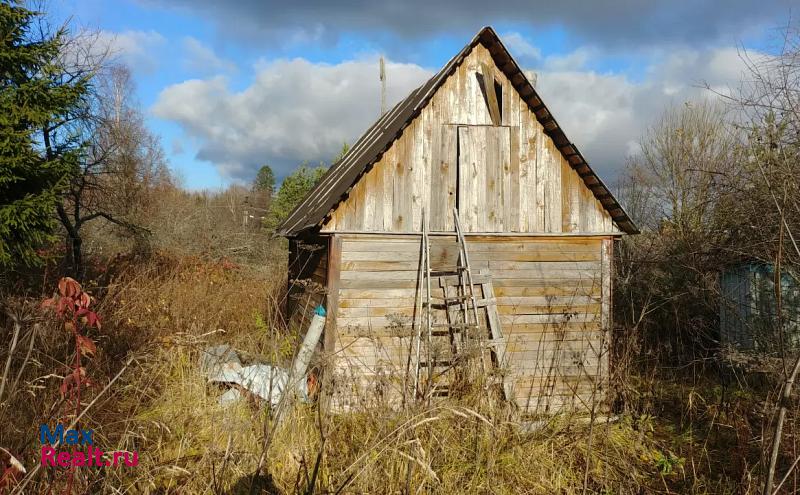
[412, 208, 510, 401]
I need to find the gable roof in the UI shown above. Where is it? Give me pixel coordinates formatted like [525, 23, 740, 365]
[277, 26, 638, 236]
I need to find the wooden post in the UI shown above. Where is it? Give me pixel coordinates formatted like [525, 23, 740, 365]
[325, 235, 342, 355]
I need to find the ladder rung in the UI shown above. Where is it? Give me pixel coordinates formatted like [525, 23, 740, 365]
[430, 267, 465, 277]
[419, 360, 452, 367]
[430, 388, 450, 397]
[440, 274, 492, 287]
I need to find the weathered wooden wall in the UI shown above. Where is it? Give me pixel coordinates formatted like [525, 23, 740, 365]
[324, 44, 617, 234]
[327, 233, 613, 413]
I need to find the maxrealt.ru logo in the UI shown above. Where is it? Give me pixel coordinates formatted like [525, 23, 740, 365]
[40, 424, 138, 467]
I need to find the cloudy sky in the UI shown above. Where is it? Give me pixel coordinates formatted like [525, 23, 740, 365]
[51, 0, 793, 189]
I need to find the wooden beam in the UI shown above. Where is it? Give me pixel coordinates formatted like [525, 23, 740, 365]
[499, 61, 516, 73]
[324, 235, 342, 356]
[494, 53, 511, 66]
[552, 134, 569, 147]
[560, 144, 577, 156]
[480, 31, 496, 45]
[518, 86, 534, 97]
[481, 62, 502, 126]
[527, 95, 542, 108]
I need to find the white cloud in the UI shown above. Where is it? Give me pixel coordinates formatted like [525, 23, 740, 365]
[152, 40, 760, 184]
[501, 32, 541, 61]
[97, 30, 166, 73]
[542, 47, 595, 71]
[152, 57, 431, 180]
[182, 37, 237, 75]
[534, 45, 758, 178]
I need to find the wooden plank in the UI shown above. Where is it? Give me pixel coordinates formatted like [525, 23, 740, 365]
[503, 325, 603, 338]
[458, 126, 475, 230]
[485, 126, 500, 230]
[508, 126, 520, 231]
[483, 269, 601, 280]
[382, 142, 394, 230]
[432, 125, 457, 231]
[326, 235, 342, 356]
[402, 128, 414, 231]
[487, 261, 601, 271]
[392, 133, 408, 231]
[493, 278, 602, 288]
[470, 251, 601, 262]
[496, 295, 601, 305]
[475, 127, 487, 230]
[342, 260, 424, 271]
[340, 279, 420, 289]
[499, 313, 599, 325]
[339, 298, 418, 308]
[506, 337, 607, 353]
[561, 155, 572, 232]
[363, 166, 377, 229]
[340, 270, 424, 281]
[338, 316, 417, 329]
[340, 288, 419, 299]
[338, 306, 421, 318]
[481, 62, 501, 125]
[497, 303, 601, 315]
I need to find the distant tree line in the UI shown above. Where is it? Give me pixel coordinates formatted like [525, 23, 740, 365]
[0, 2, 343, 277]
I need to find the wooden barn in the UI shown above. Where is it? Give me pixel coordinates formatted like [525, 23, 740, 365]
[277, 26, 637, 413]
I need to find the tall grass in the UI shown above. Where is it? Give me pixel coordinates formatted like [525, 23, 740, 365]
[0, 251, 791, 493]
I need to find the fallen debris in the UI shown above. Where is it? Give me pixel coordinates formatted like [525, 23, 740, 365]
[199, 306, 326, 408]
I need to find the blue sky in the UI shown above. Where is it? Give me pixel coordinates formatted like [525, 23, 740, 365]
[49, 0, 793, 190]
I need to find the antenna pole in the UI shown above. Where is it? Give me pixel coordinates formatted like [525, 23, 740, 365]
[379, 56, 386, 116]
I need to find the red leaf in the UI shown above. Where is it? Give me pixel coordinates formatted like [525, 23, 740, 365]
[60, 374, 73, 397]
[60, 277, 81, 298]
[57, 297, 75, 316]
[76, 335, 96, 357]
[60, 368, 86, 397]
[78, 292, 91, 309]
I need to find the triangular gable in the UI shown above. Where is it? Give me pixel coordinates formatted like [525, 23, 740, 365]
[277, 26, 637, 236]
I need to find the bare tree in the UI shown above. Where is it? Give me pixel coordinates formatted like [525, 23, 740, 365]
[615, 100, 741, 368]
[723, 22, 800, 495]
[54, 60, 172, 276]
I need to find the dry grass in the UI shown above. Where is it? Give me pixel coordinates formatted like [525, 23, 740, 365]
[0, 251, 791, 494]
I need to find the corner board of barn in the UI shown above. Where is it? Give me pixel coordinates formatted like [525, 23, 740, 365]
[279, 26, 637, 415]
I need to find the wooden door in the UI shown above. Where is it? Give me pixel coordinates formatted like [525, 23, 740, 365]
[457, 126, 512, 232]
[428, 125, 458, 231]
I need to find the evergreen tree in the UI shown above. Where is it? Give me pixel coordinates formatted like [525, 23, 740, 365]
[264, 163, 326, 229]
[332, 141, 350, 164]
[253, 165, 275, 195]
[0, 2, 89, 267]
